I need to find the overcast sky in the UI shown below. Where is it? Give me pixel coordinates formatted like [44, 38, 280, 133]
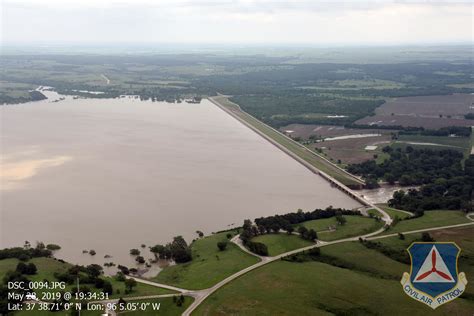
[2, 0, 472, 45]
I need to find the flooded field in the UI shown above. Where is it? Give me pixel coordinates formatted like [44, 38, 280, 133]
[0, 90, 359, 274]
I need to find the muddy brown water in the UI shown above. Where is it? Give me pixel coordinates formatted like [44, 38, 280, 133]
[1, 91, 360, 275]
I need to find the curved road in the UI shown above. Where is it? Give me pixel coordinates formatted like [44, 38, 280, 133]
[95, 219, 473, 315]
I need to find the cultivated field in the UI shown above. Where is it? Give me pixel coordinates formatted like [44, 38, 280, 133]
[279, 124, 394, 164]
[356, 94, 474, 128]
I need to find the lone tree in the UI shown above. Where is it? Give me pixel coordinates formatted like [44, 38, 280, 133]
[217, 241, 227, 251]
[124, 278, 137, 293]
[421, 232, 434, 242]
[307, 229, 318, 241]
[335, 211, 346, 225]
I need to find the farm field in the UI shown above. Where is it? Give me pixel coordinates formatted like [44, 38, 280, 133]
[356, 94, 474, 129]
[152, 231, 260, 290]
[251, 234, 313, 256]
[279, 124, 394, 164]
[299, 215, 383, 241]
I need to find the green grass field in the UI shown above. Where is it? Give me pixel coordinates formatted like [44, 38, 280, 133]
[381, 210, 470, 235]
[211, 96, 363, 187]
[152, 231, 259, 290]
[299, 215, 383, 241]
[14, 296, 193, 316]
[251, 234, 313, 256]
[320, 241, 407, 279]
[376, 204, 413, 219]
[0, 257, 173, 299]
[194, 260, 474, 315]
[394, 134, 471, 158]
[195, 226, 474, 315]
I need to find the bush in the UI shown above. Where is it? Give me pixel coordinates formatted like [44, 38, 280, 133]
[129, 249, 140, 256]
[421, 232, 434, 242]
[16, 262, 37, 275]
[217, 241, 227, 251]
[246, 241, 268, 256]
[46, 244, 61, 251]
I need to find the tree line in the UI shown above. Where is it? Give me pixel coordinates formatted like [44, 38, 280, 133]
[348, 147, 473, 212]
[239, 207, 360, 255]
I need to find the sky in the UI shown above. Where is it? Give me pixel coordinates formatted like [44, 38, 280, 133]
[1, 0, 473, 45]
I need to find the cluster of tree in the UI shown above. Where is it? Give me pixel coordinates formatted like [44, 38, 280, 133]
[29, 90, 47, 101]
[297, 226, 318, 241]
[282, 247, 321, 263]
[54, 264, 113, 295]
[348, 147, 464, 186]
[359, 239, 410, 264]
[239, 207, 358, 255]
[346, 123, 422, 132]
[0, 241, 52, 261]
[465, 113, 474, 120]
[149, 236, 192, 263]
[1, 270, 30, 314]
[350, 147, 473, 212]
[245, 241, 269, 256]
[173, 294, 186, 307]
[398, 126, 471, 137]
[15, 262, 37, 275]
[239, 219, 269, 256]
[254, 207, 360, 231]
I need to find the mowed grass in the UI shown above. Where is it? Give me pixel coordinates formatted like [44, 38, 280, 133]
[152, 231, 259, 290]
[251, 234, 313, 256]
[211, 96, 362, 187]
[194, 260, 474, 315]
[376, 204, 413, 219]
[299, 215, 383, 241]
[320, 241, 407, 278]
[0, 257, 173, 299]
[381, 210, 470, 235]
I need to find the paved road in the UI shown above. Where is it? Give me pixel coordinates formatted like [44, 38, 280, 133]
[130, 277, 190, 293]
[91, 219, 473, 316]
[182, 225, 387, 316]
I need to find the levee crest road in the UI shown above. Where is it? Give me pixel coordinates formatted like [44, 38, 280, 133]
[400, 242, 468, 309]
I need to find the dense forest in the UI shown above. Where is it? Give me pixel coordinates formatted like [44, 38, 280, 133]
[348, 147, 473, 212]
[2, 53, 473, 127]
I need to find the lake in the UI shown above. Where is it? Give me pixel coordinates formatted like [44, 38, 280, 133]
[0, 90, 360, 274]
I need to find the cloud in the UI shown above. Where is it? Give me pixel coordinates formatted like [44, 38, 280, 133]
[2, 0, 472, 44]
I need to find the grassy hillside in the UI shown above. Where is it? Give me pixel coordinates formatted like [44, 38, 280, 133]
[251, 234, 313, 256]
[195, 227, 474, 315]
[153, 231, 259, 290]
[299, 215, 383, 241]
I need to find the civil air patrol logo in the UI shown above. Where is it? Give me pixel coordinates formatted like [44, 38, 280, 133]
[400, 242, 468, 309]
